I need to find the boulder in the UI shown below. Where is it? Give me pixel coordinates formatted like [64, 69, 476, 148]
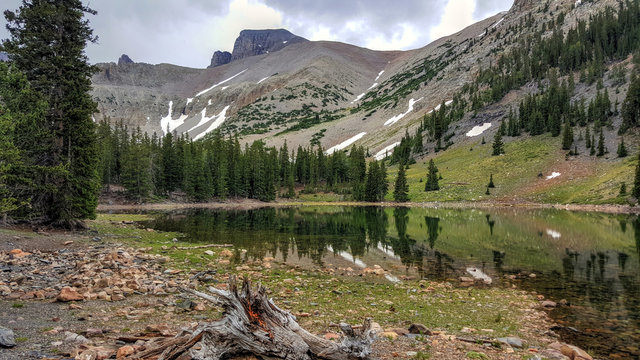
[549, 342, 592, 360]
[542, 300, 557, 308]
[408, 323, 430, 335]
[0, 327, 16, 348]
[57, 287, 84, 302]
[116, 345, 135, 359]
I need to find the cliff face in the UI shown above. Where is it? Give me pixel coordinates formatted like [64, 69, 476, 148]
[209, 51, 232, 67]
[208, 29, 307, 68]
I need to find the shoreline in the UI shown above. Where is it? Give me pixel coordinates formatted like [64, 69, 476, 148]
[97, 198, 640, 215]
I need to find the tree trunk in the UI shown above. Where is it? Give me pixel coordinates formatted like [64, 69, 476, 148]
[127, 276, 375, 360]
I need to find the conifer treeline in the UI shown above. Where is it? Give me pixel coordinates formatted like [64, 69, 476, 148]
[468, 0, 640, 109]
[96, 121, 389, 202]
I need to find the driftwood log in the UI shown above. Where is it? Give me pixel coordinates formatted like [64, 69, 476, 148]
[128, 276, 375, 360]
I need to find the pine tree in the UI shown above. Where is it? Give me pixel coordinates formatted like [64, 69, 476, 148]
[618, 137, 629, 158]
[3, 1, 100, 225]
[597, 130, 605, 157]
[585, 126, 592, 148]
[425, 159, 440, 192]
[485, 187, 491, 195]
[393, 165, 409, 202]
[561, 121, 574, 150]
[364, 160, 380, 202]
[633, 152, 640, 199]
[488, 174, 495, 188]
[492, 130, 505, 156]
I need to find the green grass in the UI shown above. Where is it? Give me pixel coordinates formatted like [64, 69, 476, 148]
[380, 134, 636, 205]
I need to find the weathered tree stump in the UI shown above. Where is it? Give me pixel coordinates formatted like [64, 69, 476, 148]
[128, 276, 375, 360]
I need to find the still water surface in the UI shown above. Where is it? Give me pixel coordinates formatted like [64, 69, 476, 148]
[144, 206, 640, 358]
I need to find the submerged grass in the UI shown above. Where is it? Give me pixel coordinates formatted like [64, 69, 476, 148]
[88, 213, 543, 341]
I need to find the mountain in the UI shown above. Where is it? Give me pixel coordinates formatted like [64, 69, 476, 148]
[91, 0, 623, 157]
[208, 29, 308, 68]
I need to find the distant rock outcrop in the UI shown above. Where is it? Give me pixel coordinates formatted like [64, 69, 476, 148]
[0, 52, 9, 62]
[207, 29, 307, 68]
[117, 54, 134, 66]
[209, 50, 232, 68]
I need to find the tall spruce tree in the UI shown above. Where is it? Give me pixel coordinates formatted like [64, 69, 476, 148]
[597, 130, 606, 157]
[492, 130, 505, 156]
[618, 137, 629, 158]
[425, 159, 440, 191]
[561, 122, 574, 150]
[393, 165, 409, 202]
[3, 1, 100, 225]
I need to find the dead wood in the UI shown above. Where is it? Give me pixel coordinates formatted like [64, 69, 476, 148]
[127, 276, 375, 360]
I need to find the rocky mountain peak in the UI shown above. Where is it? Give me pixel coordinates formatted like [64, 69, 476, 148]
[208, 29, 307, 68]
[118, 54, 134, 66]
[209, 50, 232, 67]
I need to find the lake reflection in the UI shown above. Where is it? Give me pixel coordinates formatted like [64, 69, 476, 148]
[145, 206, 640, 358]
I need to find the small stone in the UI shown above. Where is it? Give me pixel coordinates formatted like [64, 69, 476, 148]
[0, 327, 16, 348]
[204, 250, 214, 256]
[64, 331, 89, 345]
[406, 352, 418, 357]
[498, 337, 523, 348]
[323, 332, 340, 340]
[64, 241, 74, 245]
[85, 328, 103, 338]
[459, 276, 475, 282]
[219, 249, 233, 258]
[8, 249, 31, 258]
[529, 273, 537, 278]
[542, 300, 557, 308]
[194, 303, 206, 311]
[382, 331, 398, 340]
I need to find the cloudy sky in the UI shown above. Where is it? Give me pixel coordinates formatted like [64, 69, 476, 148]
[0, 0, 513, 68]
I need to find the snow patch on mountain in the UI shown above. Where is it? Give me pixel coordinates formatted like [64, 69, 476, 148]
[160, 101, 188, 134]
[193, 105, 231, 141]
[257, 76, 269, 84]
[195, 69, 247, 97]
[546, 172, 561, 180]
[374, 142, 401, 160]
[466, 123, 492, 137]
[384, 98, 423, 126]
[326, 132, 367, 154]
[351, 93, 365, 104]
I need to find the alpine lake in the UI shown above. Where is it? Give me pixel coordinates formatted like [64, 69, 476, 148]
[138, 206, 640, 358]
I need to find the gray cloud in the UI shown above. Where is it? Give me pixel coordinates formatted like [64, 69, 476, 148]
[1, 0, 514, 68]
[265, 0, 449, 49]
